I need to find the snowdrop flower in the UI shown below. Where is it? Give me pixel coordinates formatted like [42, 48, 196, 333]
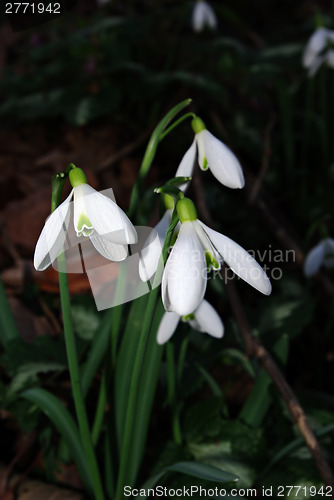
[34, 167, 137, 271]
[162, 198, 271, 316]
[139, 206, 173, 282]
[176, 117, 244, 190]
[303, 27, 334, 76]
[304, 238, 334, 276]
[192, 0, 217, 33]
[157, 299, 224, 344]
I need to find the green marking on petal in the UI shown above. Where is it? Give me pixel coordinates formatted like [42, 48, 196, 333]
[76, 213, 94, 237]
[202, 157, 208, 170]
[205, 251, 220, 270]
[182, 313, 195, 322]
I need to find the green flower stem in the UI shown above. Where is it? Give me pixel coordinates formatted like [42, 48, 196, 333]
[0, 277, 20, 348]
[166, 342, 182, 445]
[114, 285, 160, 500]
[128, 99, 192, 219]
[92, 368, 107, 446]
[51, 172, 105, 500]
[57, 256, 105, 500]
[177, 335, 189, 383]
[320, 66, 328, 170]
[300, 77, 314, 210]
[159, 112, 196, 141]
[115, 209, 180, 500]
[111, 263, 128, 365]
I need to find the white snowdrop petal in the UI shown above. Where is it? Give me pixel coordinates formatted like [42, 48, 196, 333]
[192, 219, 221, 269]
[162, 221, 207, 316]
[139, 210, 172, 281]
[89, 233, 128, 262]
[157, 311, 181, 344]
[303, 28, 328, 68]
[78, 184, 137, 245]
[175, 140, 197, 192]
[189, 299, 224, 338]
[33, 190, 73, 271]
[304, 241, 326, 276]
[196, 131, 207, 171]
[199, 221, 272, 295]
[197, 130, 245, 189]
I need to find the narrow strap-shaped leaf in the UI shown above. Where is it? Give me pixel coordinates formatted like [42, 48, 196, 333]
[0, 277, 20, 348]
[239, 334, 289, 427]
[81, 309, 113, 397]
[124, 300, 165, 485]
[21, 387, 93, 495]
[141, 461, 238, 497]
[114, 294, 150, 448]
[166, 461, 238, 482]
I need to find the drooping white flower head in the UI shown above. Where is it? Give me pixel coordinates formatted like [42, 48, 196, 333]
[192, 0, 218, 33]
[139, 208, 173, 282]
[303, 27, 334, 76]
[157, 299, 224, 344]
[161, 198, 271, 316]
[34, 167, 137, 271]
[175, 117, 245, 190]
[304, 238, 334, 277]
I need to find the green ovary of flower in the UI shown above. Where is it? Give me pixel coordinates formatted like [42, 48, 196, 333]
[205, 250, 220, 270]
[177, 198, 198, 223]
[69, 167, 88, 187]
[163, 194, 175, 210]
[191, 116, 206, 134]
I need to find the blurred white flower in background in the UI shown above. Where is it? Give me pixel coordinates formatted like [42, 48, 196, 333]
[304, 238, 334, 276]
[303, 27, 334, 76]
[192, 0, 217, 33]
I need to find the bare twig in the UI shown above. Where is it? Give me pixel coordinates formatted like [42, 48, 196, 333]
[225, 277, 334, 487]
[249, 114, 276, 203]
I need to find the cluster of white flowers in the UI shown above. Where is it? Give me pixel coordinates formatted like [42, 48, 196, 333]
[140, 117, 271, 344]
[34, 114, 272, 346]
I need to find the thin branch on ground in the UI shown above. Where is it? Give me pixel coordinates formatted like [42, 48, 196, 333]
[225, 276, 334, 487]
